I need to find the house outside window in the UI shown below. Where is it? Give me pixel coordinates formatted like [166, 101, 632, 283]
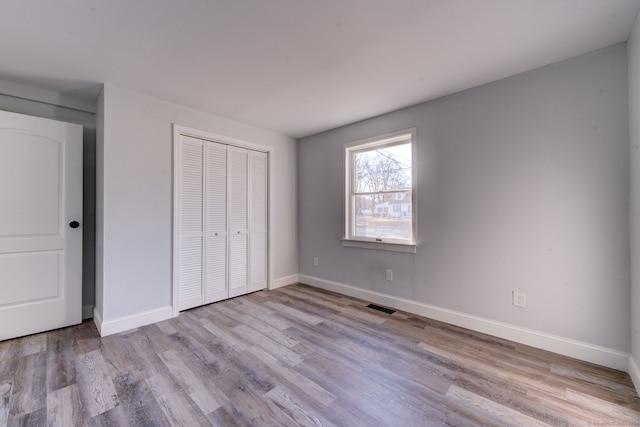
[343, 129, 417, 253]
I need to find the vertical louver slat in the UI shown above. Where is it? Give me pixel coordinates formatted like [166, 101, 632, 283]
[180, 140, 203, 235]
[249, 151, 267, 291]
[179, 237, 203, 300]
[206, 142, 227, 234]
[228, 233, 247, 296]
[229, 148, 248, 232]
[178, 136, 204, 310]
[228, 147, 248, 297]
[205, 234, 226, 303]
[249, 232, 266, 291]
[250, 152, 267, 231]
[205, 141, 228, 303]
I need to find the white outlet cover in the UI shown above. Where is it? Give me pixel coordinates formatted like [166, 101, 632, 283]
[513, 291, 526, 308]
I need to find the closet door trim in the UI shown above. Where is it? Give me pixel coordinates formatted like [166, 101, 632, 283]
[172, 125, 271, 317]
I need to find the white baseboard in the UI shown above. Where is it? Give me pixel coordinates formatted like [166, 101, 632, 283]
[271, 274, 299, 290]
[93, 305, 173, 337]
[299, 274, 630, 371]
[82, 305, 93, 320]
[629, 356, 640, 396]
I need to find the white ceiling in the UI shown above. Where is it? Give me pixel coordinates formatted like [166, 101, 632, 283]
[1, 0, 639, 138]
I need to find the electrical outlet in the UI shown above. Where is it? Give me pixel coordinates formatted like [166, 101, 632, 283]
[386, 269, 393, 281]
[512, 291, 526, 308]
[313, 257, 318, 267]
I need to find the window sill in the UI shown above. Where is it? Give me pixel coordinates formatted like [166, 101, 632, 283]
[341, 239, 417, 253]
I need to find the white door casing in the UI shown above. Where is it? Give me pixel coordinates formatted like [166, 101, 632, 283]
[0, 110, 83, 341]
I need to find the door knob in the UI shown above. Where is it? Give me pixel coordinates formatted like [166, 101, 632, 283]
[69, 221, 80, 229]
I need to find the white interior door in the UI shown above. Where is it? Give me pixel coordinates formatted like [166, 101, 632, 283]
[0, 110, 83, 341]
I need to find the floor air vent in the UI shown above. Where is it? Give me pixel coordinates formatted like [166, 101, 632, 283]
[366, 304, 396, 314]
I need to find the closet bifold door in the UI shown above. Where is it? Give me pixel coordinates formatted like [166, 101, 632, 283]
[204, 141, 228, 304]
[249, 150, 267, 292]
[176, 133, 268, 311]
[228, 146, 249, 298]
[176, 135, 204, 311]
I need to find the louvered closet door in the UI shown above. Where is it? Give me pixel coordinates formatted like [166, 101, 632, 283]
[249, 151, 267, 292]
[228, 146, 249, 298]
[205, 141, 228, 304]
[177, 136, 204, 311]
[175, 133, 268, 311]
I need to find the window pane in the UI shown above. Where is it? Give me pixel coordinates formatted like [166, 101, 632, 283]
[353, 142, 411, 193]
[353, 192, 411, 240]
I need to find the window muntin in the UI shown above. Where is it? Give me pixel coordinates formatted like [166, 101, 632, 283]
[344, 129, 416, 248]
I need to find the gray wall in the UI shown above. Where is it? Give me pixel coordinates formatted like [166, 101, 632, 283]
[298, 44, 630, 352]
[628, 11, 640, 382]
[0, 94, 96, 315]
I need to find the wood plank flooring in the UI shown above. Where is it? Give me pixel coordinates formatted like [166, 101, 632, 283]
[1, 283, 639, 426]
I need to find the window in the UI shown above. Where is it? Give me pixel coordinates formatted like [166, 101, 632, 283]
[343, 129, 416, 253]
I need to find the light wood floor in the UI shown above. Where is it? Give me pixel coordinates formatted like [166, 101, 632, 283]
[1, 283, 639, 426]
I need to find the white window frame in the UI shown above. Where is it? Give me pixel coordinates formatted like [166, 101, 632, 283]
[342, 128, 417, 253]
